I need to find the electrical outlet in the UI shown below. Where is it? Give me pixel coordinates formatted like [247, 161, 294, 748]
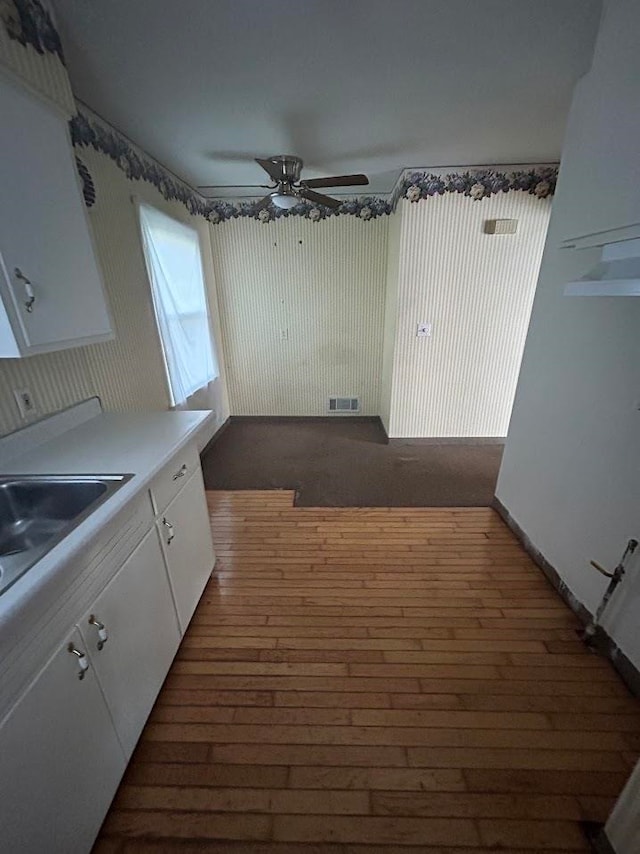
[13, 388, 36, 420]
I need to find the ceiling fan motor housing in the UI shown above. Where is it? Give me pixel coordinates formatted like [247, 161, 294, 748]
[273, 155, 303, 183]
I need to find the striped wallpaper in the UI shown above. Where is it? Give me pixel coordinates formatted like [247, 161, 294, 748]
[210, 215, 388, 416]
[385, 195, 551, 438]
[0, 24, 74, 116]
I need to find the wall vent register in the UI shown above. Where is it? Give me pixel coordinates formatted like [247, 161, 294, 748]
[328, 397, 360, 413]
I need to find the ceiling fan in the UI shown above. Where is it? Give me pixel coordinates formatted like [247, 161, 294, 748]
[199, 155, 369, 210]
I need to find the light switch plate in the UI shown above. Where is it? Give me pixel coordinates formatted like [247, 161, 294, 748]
[13, 387, 36, 420]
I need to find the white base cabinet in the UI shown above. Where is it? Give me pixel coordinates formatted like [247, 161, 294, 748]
[0, 442, 215, 853]
[155, 467, 215, 632]
[78, 528, 181, 758]
[0, 629, 126, 854]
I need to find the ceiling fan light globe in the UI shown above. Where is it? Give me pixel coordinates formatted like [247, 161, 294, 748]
[271, 192, 298, 210]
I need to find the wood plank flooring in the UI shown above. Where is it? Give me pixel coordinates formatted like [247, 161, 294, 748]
[95, 490, 640, 852]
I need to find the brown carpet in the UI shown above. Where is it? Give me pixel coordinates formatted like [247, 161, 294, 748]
[201, 418, 503, 507]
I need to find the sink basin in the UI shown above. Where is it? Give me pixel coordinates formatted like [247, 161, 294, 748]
[0, 474, 133, 596]
[0, 479, 108, 555]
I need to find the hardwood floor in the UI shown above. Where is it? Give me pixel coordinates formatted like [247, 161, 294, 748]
[95, 490, 640, 852]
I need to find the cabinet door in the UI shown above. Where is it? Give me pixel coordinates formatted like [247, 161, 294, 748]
[78, 529, 181, 758]
[0, 629, 126, 854]
[157, 468, 215, 632]
[0, 76, 112, 355]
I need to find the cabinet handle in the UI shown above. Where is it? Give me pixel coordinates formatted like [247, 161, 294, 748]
[162, 517, 175, 545]
[88, 614, 109, 650]
[14, 268, 36, 313]
[68, 643, 90, 680]
[172, 463, 188, 481]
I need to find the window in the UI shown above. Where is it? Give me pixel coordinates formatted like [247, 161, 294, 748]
[138, 203, 218, 405]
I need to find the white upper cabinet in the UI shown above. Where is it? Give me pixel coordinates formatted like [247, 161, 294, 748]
[554, 15, 640, 246]
[0, 73, 112, 357]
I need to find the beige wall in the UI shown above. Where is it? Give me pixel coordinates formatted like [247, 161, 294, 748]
[210, 214, 388, 416]
[209, 191, 549, 431]
[384, 194, 550, 438]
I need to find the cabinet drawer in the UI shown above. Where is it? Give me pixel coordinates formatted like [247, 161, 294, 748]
[149, 442, 200, 514]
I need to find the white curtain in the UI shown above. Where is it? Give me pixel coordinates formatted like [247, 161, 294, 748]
[139, 203, 218, 406]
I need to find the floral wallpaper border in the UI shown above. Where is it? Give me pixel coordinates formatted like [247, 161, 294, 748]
[208, 166, 557, 224]
[75, 156, 95, 208]
[206, 196, 393, 225]
[400, 167, 556, 204]
[69, 112, 558, 226]
[1, 0, 65, 64]
[70, 110, 212, 217]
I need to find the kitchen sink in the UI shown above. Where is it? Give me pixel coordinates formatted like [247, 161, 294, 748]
[0, 474, 133, 597]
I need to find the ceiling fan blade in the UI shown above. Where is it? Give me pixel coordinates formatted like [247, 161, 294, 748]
[301, 173, 369, 189]
[253, 194, 273, 211]
[255, 157, 283, 183]
[298, 188, 341, 210]
[198, 184, 271, 189]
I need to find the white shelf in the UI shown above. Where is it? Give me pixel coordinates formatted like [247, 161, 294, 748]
[563, 229, 640, 297]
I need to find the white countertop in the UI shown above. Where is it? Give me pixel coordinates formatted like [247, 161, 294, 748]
[2, 409, 212, 477]
[0, 407, 214, 637]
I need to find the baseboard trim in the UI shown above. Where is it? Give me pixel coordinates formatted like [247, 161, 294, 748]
[200, 417, 230, 457]
[581, 822, 617, 854]
[223, 419, 505, 445]
[229, 415, 381, 423]
[491, 496, 591, 623]
[493, 495, 640, 698]
[388, 437, 506, 445]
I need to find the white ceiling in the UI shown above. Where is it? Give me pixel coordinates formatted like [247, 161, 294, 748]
[52, 0, 601, 198]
